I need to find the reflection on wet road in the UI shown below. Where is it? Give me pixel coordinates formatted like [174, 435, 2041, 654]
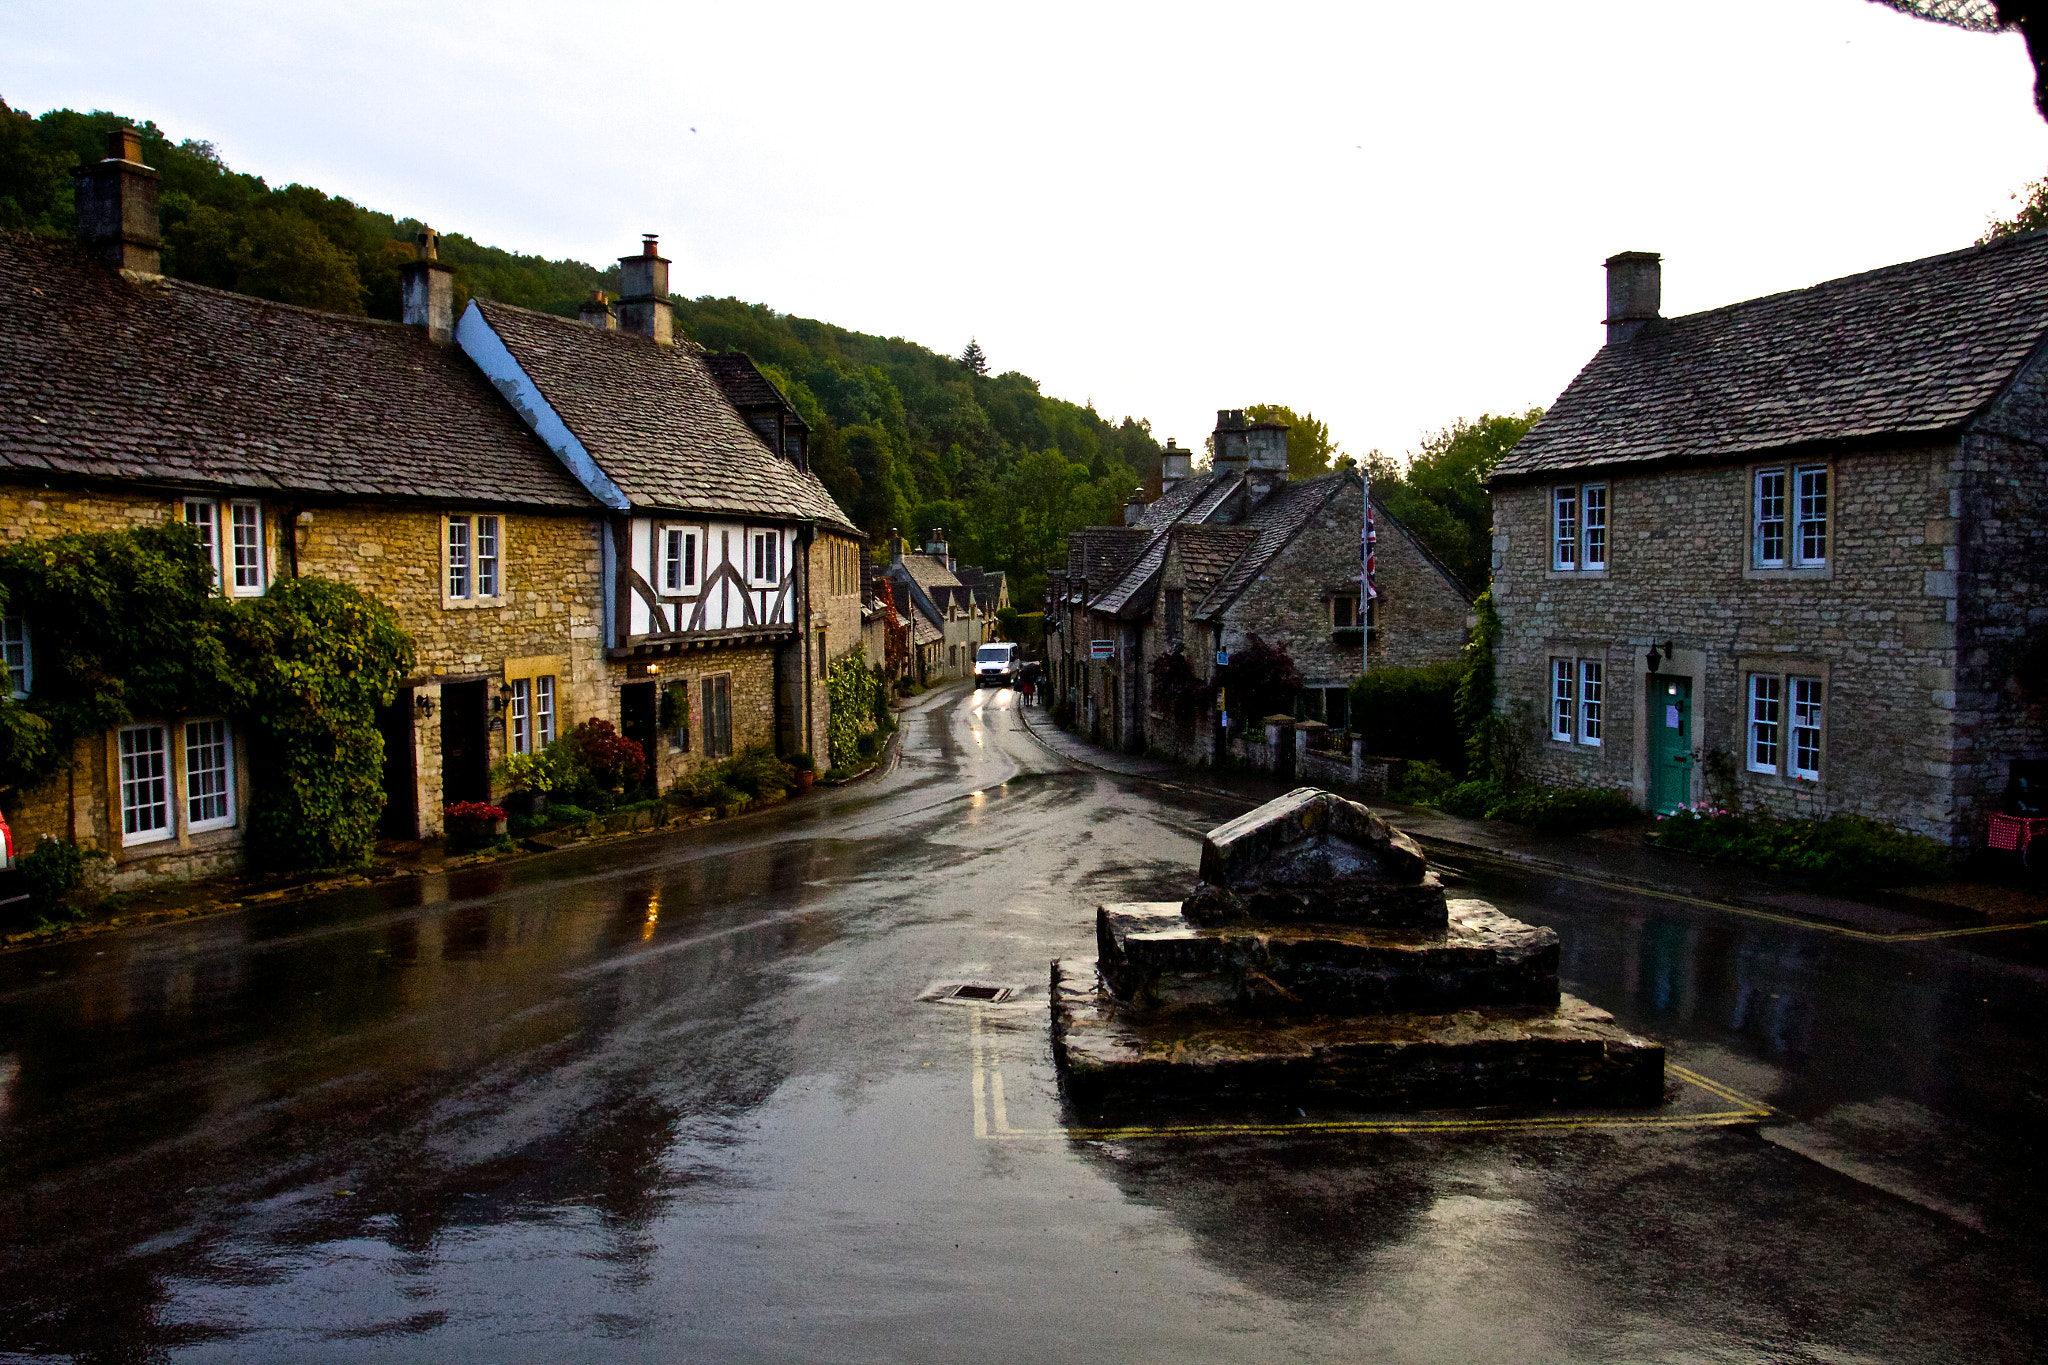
[2, 684, 2045, 1362]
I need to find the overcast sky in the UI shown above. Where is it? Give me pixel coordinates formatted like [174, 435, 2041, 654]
[6, 0, 2047, 462]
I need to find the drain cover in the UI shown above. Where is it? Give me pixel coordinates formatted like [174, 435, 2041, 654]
[918, 981, 1023, 1005]
[950, 984, 1006, 1001]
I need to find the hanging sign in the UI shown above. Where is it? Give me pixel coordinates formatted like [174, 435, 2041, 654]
[1090, 639, 1116, 660]
[1216, 650, 1230, 666]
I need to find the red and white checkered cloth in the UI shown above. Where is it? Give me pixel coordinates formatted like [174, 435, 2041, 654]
[1988, 812, 2048, 851]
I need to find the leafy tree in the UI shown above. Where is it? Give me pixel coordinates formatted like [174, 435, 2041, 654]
[958, 338, 988, 375]
[1245, 404, 1343, 480]
[1981, 171, 2048, 242]
[1365, 408, 1543, 593]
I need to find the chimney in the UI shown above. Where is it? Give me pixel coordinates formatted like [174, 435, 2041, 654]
[1604, 251, 1661, 345]
[1159, 438, 1191, 494]
[1123, 485, 1147, 526]
[579, 289, 617, 331]
[617, 234, 673, 344]
[400, 227, 455, 344]
[890, 527, 904, 565]
[75, 127, 160, 275]
[1212, 409, 1250, 473]
[1247, 422, 1289, 474]
[925, 527, 949, 560]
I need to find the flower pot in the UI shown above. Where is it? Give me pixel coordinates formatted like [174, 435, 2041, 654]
[795, 770, 814, 793]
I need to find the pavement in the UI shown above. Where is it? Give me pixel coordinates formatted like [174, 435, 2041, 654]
[2, 681, 2046, 1363]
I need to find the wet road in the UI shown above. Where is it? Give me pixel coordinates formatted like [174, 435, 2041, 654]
[3, 684, 2047, 1363]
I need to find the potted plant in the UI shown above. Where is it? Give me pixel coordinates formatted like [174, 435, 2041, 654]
[444, 800, 509, 853]
[789, 752, 815, 792]
[493, 752, 553, 820]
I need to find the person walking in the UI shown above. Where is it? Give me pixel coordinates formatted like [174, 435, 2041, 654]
[1018, 659, 1040, 706]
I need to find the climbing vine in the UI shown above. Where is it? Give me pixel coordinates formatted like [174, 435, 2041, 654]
[826, 646, 885, 771]
[0, 525, 414, 871]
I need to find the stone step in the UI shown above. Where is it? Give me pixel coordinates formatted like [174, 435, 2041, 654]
[1051, 956, 1664, 1112]
[1096, 899, 1560, 1015]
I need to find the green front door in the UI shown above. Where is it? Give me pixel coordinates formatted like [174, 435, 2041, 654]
[1647, 675, 1693, 814]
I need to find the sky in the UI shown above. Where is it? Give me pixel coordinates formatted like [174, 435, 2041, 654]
[6, 0, 2047, 463]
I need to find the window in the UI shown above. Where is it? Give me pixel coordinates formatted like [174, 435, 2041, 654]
[1748, 674, 1783, 773]
[1579, 660, 1603, 745]
[1, 617, 29, 697]
[185, 718, 234, 831]
[230, 501, 265, 594]
[1582, 485, 1608, 570]
[1552, 487, 1578, 570]
[1551, 658, 1576, 742]
[702, 674, 733, 759]
[1552, 483, 1607, 571]
[510, 678, 531, 754]
[476, 515, 499, 598]
[1330, 594, 1359, 630]
[663, 527, 701, 594]
[535, 675, 556, 747]
[750, 529, 781, 585]
[1790, 676, 1822, 779]
[1755, 465, 1827, 568]
[183, 499, 221, 587]
[119, 724, 171, 845]
[445, 514, 506, 603]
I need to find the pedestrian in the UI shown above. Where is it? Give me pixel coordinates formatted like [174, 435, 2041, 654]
[1018, 660, 1040, 705]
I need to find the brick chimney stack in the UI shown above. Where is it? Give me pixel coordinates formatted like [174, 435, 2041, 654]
[579, 290, 617, 331]
[1604, 251, 1661, 345]
[75, 127, 160, 275]
[400, 227, 455, 344]
[1212, 410, 1250, 474]
[617, 234, 673, 344]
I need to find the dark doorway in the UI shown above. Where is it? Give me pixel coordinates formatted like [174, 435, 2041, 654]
[441, 679, 490, 805]
[621, 681, 657, 788]
[375, 689, 419, 839]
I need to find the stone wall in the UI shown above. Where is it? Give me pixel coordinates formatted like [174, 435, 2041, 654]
[1492, 446, 1961, 841]
[630, 644, 778, 790]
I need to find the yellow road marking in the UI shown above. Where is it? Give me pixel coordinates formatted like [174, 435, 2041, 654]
[1440, 851, 2048, 944]
[968, 1010, 1775, 1141]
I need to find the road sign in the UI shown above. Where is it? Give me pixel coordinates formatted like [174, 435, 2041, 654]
[1090, 639, 1116, 660]
[1216, 650, 1229, 666]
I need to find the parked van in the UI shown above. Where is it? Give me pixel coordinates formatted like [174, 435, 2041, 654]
[974, 642, 1021, 687]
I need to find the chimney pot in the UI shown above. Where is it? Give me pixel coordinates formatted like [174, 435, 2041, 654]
[1604, 251, 1662, 345]
[643, 234, 659, 258]
[400, 222, 455, 343]
[75, 126, 161, 275]
[578, 289, 617, 331]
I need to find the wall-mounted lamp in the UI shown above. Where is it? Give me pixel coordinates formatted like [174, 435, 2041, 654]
[645, 663, 660, 675]
[1645, 640, 1675, 674]
[414, 693, 434, 718]
[490, 684, 512, 731]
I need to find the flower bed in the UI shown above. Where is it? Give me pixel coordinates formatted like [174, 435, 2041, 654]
[1649, 807, 1949, 885]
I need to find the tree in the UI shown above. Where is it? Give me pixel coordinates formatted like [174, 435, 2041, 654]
[958, 338, 988, 375]
[1365, 408, 1543, 593]
[1982, 171, 2048, 241]
[1245, 404, 1342, 480]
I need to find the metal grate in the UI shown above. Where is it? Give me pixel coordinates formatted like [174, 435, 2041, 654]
[949, 984, 1008, 1002]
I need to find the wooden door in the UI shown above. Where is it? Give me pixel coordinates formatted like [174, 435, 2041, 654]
[1647, 675, 1693, 814]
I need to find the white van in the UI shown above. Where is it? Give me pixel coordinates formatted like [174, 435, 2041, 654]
[974, 642, 1021, 687]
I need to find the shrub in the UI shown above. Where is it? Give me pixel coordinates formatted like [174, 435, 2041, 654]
[1438, 778, 1504, 819]
[788, 751, 815, 773]
[494, 751, 555, 794]
[1491, 784, 1638, 833]
[729, 744, 796, 799]
[1650, 809, 1949, 885]
[570, 718, 647, 791]
[1350, 660, 1468, 772]
[1216, 635, 1301, 723]
[826, 648, 884, 770]
[1386, 758, 1456, 806]
[19, 836, 92, 916]
[442, 801, 508, 853]
[542, 803, 595, 827]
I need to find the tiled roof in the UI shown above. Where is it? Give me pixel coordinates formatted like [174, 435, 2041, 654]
[1170, 524, 1261, 604]
[1194, 475, 1353, 619]
[893, 550, 962, 595]
[0, 231, 592, 508]
[910, 613, 942, 645]
[701, 353, 805, 426]
[1496, 230, 2048, 482]
[1067, 527, 1150, 600]
[470, 301, 856, 530]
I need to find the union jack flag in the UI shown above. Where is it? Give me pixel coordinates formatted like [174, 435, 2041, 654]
[1362, 473, 1379, 601]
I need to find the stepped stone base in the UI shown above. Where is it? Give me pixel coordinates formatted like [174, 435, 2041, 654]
[1097, 899, 1559, 1016]
[1051, 957, 1665, 1111]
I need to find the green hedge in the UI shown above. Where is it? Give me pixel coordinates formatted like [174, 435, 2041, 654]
[1349, 660, 1468, 773]
[1650, 809, 1948, 885]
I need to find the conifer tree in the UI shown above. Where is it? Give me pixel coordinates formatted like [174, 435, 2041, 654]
[958, 338, 988, 375]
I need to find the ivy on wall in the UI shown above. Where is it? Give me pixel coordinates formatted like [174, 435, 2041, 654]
[0, 525, 414, 871]
[825, 646, 884, 771]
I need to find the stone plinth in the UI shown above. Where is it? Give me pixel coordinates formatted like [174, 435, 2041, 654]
[1052, 957, 1665, 1110]
[1096, 899, 1559, 1016]
[1050, 787, 1666, 1112]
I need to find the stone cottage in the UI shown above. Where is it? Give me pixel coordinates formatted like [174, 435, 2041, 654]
[882, 530, 988, 683]
[1049, 410, 1473, 755]
[455, 235, 865, 785]
[0, 130, 605, 874]
[1490, 237, 2048, 848]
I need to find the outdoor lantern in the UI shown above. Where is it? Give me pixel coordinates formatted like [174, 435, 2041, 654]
[414, 693, 434, 718]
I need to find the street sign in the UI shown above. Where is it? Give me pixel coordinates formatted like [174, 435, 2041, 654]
[1216, 650, 1229, 666]
[1090, 639, 1116, 660]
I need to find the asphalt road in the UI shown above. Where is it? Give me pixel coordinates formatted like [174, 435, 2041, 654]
[1, 683, 2044, 1363]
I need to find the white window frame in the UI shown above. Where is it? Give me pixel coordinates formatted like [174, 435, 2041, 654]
[1754, 468, 1787, 568]
[1748, 674, 1783, 774]
[182, 498, 222, 589]
[747, 528, 783, 587]
[1, 616, 30, 698]
[183, 716, 235, 833]
[444, 513, 507, 607]
[1581, 484, 1608, 571]
[119, 724, 172, 846]
[1578, 659, 1603, 746]
[510, 678, 532, 755]
[660, 524, 704, 597]
[1550, 658, 1575, 742]
[1794, 466, 1829, 567]
[1790, 675, 1823, 779]
[1754, 465, 1828, 570]
[1552, 487, 1579, 570]
[535, 674, 556, 748]
[228, 500, 266, 596]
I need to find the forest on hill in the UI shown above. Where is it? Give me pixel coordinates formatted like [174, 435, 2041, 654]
[0, 100, 1159, 604]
